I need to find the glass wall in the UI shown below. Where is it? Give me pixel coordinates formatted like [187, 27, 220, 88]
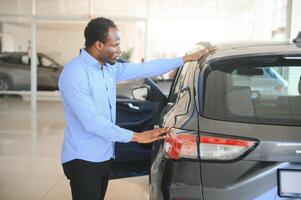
[92, 0, 147, 18]
[36, 0, 89, 16]
[0, 16, 31, 111]
[0, 0, 290, 111]
[272, 0, 288, 39]
[146, 0, 282, 58]
[35, 20, 145, 64]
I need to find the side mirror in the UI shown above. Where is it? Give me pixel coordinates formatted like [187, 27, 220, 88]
[132, 86, 149, 100]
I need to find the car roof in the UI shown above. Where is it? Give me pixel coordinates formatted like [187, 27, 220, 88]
[195, 41, 301, 62]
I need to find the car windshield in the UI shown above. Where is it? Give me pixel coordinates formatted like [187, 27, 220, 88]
[203, 55, 301, 126]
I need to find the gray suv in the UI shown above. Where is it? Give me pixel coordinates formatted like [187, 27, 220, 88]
[0, 52, 62, 91]
[108, 39, 301, 200]
[149, 40, 301, 200]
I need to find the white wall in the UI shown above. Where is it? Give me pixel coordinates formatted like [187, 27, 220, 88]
[36, 21, 145, 64]
[37, 24, 85, 64]
[2, 23, 31, 52]
[252, 0, 273, 39]
[120, 21, 145, 62]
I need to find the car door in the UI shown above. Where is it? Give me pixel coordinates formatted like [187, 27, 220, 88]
[37, 54, 61, 90]
[0, 53, 31, 91]
[111, 78, 168, 179]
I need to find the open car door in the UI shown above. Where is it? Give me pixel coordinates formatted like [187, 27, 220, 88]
[110, 78, 168, 179]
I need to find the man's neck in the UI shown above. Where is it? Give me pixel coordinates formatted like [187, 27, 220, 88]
[85, 47, 105, 65]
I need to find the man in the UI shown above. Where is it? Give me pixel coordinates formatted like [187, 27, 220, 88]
[59, 17, 212, 200]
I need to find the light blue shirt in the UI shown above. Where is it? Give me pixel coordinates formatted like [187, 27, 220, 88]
[263, 68, 288, 87]
[59, 49, 184, 163]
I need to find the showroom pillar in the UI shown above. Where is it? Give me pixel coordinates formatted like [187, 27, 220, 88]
[291, 0, 301, 39]
[144, 0, 150, 60]
[144, 19, 149, 60]
[286, 0, 292, 40]
[31, 0, 37, 112]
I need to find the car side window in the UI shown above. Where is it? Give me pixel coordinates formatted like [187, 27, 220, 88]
[0, 55, 23, 65]
[117, 79, 145, 99]
[40, 56, 54, 68]
[21, 55, 30, 65]
[1, 54, 40, 66]
[169, 62, 190, 103]
[0, 55, 10, 63]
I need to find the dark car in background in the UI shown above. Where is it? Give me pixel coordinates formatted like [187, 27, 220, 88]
[0, 52, 63, 91]
[112, 38, 301, 200]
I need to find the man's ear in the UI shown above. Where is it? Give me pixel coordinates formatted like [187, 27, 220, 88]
[95, 41, 104, 51]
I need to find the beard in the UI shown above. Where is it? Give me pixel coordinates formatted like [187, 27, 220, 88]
[107, 58, 117, 65]
[108, 60, 117, 65]
[103, 55, 117, 65]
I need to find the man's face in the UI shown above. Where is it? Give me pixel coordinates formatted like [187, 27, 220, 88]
[100, 27, 121, 65]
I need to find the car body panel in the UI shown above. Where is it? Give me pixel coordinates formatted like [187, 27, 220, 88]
[0, 52, 62, 91]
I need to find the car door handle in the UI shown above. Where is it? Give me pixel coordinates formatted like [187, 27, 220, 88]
[127, 103, 140, 111]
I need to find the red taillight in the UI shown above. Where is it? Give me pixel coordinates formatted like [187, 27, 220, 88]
[200, 137, 254, 147]
[163, 129, 257, 161]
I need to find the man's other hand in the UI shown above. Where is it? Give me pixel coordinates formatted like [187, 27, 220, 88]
[132, 127, 171, 143]
[183, 47, 218, 63]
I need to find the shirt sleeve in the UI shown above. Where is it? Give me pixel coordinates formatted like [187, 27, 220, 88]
[59, 66, 133, 143]
[265, 68, 288, 87]
[272, 70, 288, 87]
[115, 57, 184, 82]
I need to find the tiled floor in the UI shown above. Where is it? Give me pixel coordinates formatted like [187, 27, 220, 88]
[0, 96, 149, 200]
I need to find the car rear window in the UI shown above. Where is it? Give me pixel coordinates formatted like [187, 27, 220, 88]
[203, 55, 301, 126]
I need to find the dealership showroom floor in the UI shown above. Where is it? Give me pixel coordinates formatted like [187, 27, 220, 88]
[0, 96, 149, 200]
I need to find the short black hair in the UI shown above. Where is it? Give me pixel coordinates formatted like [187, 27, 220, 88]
[84, 17, 117, 47]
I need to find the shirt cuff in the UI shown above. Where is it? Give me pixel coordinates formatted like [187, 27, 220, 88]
[119, 128, 134, 143]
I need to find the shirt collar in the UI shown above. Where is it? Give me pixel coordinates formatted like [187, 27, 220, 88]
[79, 48, 102, 69]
